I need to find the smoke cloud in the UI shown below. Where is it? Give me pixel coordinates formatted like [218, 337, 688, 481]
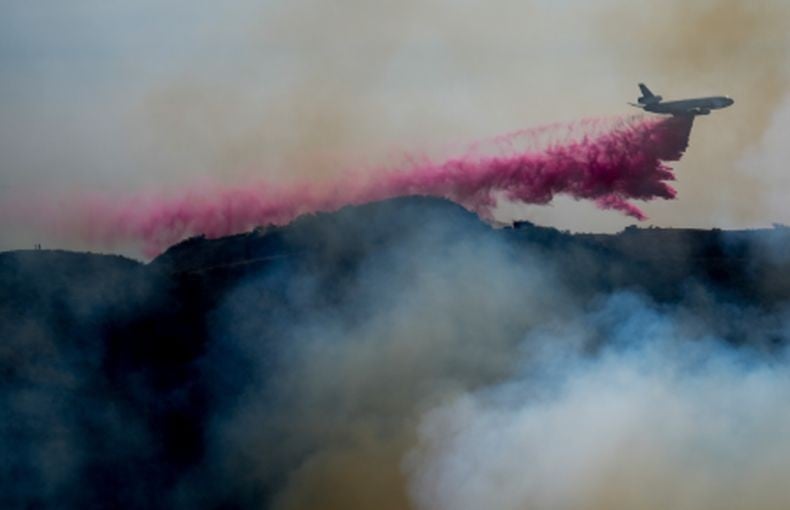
[3, 115, 693, 256]
[6, 0, 783, 253]
[737, 95, 790, 223]
[407, 293, 790, 510]
[188, 205, 577, 509]
[191, 210, 790, 510]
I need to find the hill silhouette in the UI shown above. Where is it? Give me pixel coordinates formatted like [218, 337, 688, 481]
[2, 196, 789, 508]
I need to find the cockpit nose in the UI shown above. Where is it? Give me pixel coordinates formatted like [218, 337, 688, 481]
[723, 97, 734, 106]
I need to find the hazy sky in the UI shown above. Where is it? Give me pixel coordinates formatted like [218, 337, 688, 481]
[1, 0, 789, 251]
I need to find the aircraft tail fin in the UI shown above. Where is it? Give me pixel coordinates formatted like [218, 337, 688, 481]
[637, 83, 662, 104]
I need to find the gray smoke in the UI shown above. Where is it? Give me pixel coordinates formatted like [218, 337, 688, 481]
[184, 209, 790, 510]
[407, 292, 790, 510]
[188, 211, 574, 509]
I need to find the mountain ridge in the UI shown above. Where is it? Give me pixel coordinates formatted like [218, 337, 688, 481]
[2, 196, 790, 508]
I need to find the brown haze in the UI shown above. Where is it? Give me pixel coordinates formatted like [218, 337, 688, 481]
[140, 0, 561, 187]
[140, 0, 790, 235]
[2, 0, 789, 254]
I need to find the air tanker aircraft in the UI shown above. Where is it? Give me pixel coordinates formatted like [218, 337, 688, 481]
[629, 83, 734, 116]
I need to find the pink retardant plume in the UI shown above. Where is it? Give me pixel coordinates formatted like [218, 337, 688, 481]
[5, 114, 694, 257]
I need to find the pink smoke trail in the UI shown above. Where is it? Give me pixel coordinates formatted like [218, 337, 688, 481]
[4, 114, 693, 257]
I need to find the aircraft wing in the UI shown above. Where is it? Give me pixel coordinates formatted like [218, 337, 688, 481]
[686, 107, 710, 115]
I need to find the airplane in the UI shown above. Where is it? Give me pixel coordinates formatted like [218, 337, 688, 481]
[629, 83, 733, 116]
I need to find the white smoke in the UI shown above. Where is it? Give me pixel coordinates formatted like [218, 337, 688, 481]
[407, 293, 790, 510]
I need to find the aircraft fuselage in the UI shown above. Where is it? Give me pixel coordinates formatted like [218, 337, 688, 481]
[642, 96, 734, 116]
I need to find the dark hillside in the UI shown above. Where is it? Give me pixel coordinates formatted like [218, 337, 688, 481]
[2, 197, 789, 508]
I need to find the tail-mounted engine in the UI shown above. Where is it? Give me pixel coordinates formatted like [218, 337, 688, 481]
[638, 94, 663, 105]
